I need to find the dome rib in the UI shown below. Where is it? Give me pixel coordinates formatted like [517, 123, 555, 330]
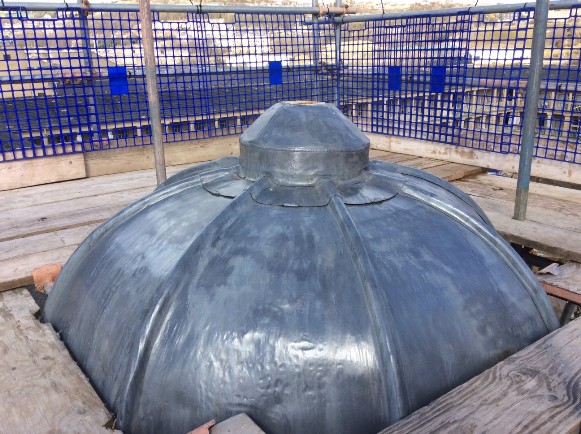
[120, 191, 251, 430]
[327, 195, 408, 424]
[399, 182, 558, 332]
[45, 176, 208, 338]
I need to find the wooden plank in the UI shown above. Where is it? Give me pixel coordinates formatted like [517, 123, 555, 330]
[0, 224, 98, 262]
[369, 149, 401, 160]
[0, 186, 152, 242]
[538, 262, 581, 305]
[0, 160, 192, 213]
[454, 180, 581, 234]
[0, 288, 117, 433]
[370, 151, 419, 164]
[0, 246, 78, 292]
[398, 158, 449, 170]
[483, 207, 581, 263]
[423, 162, 484, 181]
[370, 133, 581, 185]
[464, 173, 581, 205]
[211, 413, 265, 434]
[0, 135, 237, 204]
[469, 195, 581, 235]
[0, 201, 125, 244]
[165, 136, 239, 166]
[0, 154, 86, 192]
[369, 149, 462, 172]
[0, 169, 157, 212]
[85, 145, 156, 176]
[451, 176, 581, 261]
[2, 185, 152, 224]
[381, 318, 581, 434]
[85, 136, 239, 177]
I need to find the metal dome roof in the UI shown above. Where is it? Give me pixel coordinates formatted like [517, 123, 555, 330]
[44, 102, 558, 434]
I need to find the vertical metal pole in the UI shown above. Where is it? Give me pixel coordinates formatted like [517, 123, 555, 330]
[334, 0, 342, 108]
[77, 0, 98, 147]
[139, 0, 167, 185]
[312, 0, 320, 99]
[513, 0, 549, 220]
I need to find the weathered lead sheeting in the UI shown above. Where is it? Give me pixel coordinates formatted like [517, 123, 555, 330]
[44, 102, 558, 434]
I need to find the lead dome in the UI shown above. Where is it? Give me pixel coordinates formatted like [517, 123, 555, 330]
[44, 101, 558, 434]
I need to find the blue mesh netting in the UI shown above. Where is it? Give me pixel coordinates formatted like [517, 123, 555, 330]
[0, 5, 579, 165]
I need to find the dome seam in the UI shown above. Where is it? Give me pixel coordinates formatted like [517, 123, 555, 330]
[120, 191, 251, 429]
[327, 195, 409, 424]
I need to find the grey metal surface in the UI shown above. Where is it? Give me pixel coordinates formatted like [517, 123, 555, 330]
[44, 102, 558, 434]
[514, 0, 550, 221]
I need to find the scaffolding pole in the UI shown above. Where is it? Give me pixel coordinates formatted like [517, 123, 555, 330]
[0, 2, 356, 15]
[312, 0, 320, 99]
[139, 0, 166, 185]
[334, 0, 342, 108]
[513, 0, 549, 220]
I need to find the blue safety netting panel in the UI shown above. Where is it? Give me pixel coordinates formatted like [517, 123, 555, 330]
[0, 5, 579, 166]
[0, 8, 102, 159]
[152, 12, 336, 142]
[343, 10, 532, 154]
[85, 9, 149, 150]
[537, 6, 581, 164]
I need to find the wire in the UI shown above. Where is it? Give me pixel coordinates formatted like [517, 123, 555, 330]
[468, 0, 479, 14]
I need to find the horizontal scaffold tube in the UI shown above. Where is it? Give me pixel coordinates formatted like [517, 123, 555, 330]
[335, 0, 581, 22]
[0, 2, 356, 15]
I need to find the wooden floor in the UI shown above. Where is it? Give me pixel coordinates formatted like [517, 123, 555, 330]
[452, 173, 581, 263]
[0, 149, 483, 292]
[0, 148, 580, 292]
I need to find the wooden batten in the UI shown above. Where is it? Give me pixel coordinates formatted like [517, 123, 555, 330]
[84, 136, 240, 177]
[370, 134, 581, 185]
[381, 318, 581, 434]
[0, 150, 484, 294]
[1, 133, 580, 189]
[84, 145, 156, 177]
[0, 154, 86, 192]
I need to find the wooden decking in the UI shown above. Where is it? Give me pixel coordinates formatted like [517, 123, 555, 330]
[0, 149, 483, 292]
[1, 146, 581, 292]
[453, 174, 581, 263]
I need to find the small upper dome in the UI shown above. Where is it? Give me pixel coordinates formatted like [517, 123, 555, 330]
[239, 101, 370, 185]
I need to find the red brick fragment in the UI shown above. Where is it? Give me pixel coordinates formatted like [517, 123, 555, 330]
[32, 263, 62, 292]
